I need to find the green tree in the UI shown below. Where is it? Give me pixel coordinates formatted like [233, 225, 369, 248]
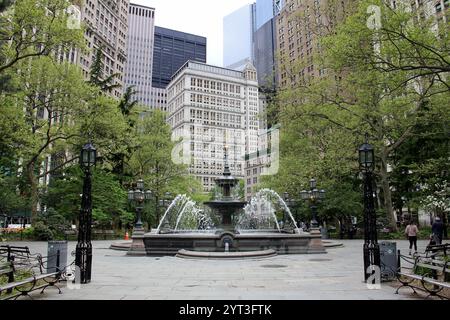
[0, 0, 84, 73]
[0, 0, 14, 12]
[109, 85, 141, 184]
[119, 86, 139, 121]
[12, 56, 92, 220]
[45, 166, 130, 229]
[89, 45, 121, 93]
[127, 110, 196, 226]
[272, 0, 449, 231]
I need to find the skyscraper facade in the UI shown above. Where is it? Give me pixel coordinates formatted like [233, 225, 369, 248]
[124, 3, 155, 107]
[223, 3, 256, 68]
[409, 0, 449, 22]
[253, 18, 277, 88]
[78, 0, 129, 99]
[150, 27, 206, 111]
[152, 26, 207, 89]
[167, 61, 260, 191]
[254, 0, 285, 88]
[276, 0, 352, 88]
[255, 0, 284, 29]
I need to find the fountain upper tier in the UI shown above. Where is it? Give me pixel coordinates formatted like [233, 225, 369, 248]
[204, 145, 246, 230]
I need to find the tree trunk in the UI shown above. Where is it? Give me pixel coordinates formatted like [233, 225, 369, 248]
[379, 151, 398, 232]
[26, 161, 39, 223]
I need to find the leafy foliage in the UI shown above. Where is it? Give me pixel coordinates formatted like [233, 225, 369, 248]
[269, 0, 449, 230]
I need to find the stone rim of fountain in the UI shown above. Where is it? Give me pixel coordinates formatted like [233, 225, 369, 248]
[175, 248, 278, 259]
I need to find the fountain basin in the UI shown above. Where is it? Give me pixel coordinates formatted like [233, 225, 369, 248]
[143, 230, 326, 256]
[176, 248, 277, 259]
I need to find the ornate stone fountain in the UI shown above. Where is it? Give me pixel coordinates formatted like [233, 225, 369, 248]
[203, 146, 247, 231]
[140, 147, 326, 256]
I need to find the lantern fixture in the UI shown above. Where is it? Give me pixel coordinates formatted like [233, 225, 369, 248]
[80, 142, 96, 169]
[136, 179, 144, 191]
[309, 178, 317, 189]
[358, 133, 375, 172]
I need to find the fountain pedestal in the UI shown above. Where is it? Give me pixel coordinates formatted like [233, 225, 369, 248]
[307, 228, 326, 253]
[127, 227, 147, 256]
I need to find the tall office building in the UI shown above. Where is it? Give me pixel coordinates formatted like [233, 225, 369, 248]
[167, 61, 260, 191]
[244, 125, 279, 200]
[224, 1, 283, 87]
[223, 3, 256, 69]
[254, 0, 284, 88]
[409, 0, 449, 22]
[78, 0, 129, 98]
[151, 26, 207, 111]
[276, 0, 352, 88]
[255, 0, 284, 29]
[253, 18, 277, 88]
[123, 4, 155, 108]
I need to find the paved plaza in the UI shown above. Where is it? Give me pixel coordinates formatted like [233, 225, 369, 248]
[3, 239, 445, 300]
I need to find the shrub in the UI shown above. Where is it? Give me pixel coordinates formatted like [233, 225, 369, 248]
[31, 222, 54, 241]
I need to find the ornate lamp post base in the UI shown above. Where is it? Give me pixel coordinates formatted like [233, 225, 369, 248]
[127, 227, 147, 256]
[307, 228, 326, 253]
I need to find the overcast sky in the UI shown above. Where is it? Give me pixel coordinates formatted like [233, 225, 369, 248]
[132, 0, 254, 67]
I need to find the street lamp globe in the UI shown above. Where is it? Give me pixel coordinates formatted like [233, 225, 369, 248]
[145, 190, 152, 200]
[319, 189, 326, 199]
[127, 190, 134, 201]
[80, 142, 96, 168]
[137, 179, 144, 191]
[309, 178, 317, 189]
[312, 188, 320, 199]
[300, 190, 309, 200]
[359, 134, 374, 172]
[134, 190, 144, 203]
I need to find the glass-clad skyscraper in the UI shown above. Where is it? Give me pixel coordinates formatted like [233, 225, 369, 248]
[255, 0, 284, 30]
[152, 26, 207, 89]
[223, 3, 256, 68]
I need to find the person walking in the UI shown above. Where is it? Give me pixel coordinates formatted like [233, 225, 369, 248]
[431, 216, 444, 245]
[405, 221, 419, 255]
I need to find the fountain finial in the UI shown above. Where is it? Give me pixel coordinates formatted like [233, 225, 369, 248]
[223, 143, 231, 176]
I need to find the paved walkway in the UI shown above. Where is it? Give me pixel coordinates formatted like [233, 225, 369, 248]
[3, 239, 442, 300]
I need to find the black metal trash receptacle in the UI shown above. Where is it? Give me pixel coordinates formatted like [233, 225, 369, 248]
[47, 241, 68, 273]
[380, 241, 397, 281]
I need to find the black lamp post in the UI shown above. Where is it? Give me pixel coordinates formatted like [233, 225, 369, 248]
[159, 192, 174, 210]
[128, 179, 154, 232]
[75, 142, 96, 284]
[359, 134, 380, 281]
[127, 178, 153, 256]
[300, 179, 326, 229]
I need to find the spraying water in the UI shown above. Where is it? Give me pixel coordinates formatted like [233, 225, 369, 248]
[155, 194, 189, 233]
[237, 189, 301, 233]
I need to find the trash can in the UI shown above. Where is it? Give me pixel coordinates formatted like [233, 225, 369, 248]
[47, 241, 68, 273]
[380, 241, 397, 282]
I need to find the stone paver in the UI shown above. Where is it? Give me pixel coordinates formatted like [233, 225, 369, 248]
[3, 239, 444, 300]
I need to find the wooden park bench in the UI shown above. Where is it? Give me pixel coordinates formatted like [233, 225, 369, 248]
[396, 244, 450, 300]
[0, 245, 63, 300]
